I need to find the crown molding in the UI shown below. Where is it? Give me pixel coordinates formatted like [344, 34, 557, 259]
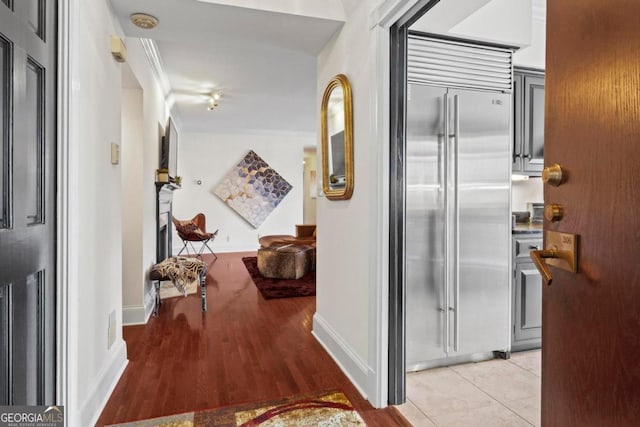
[139, 38, 185, 130]
[139, 38, 171, 95]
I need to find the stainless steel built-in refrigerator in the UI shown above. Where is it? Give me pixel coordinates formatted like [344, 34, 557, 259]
[405, 36, 512, 371]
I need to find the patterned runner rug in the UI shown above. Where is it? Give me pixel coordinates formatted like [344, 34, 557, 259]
[106, 390, 366, 426]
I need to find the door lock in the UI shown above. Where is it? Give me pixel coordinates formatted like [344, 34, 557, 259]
[530, 231, 579, 285]
[542, 163, 564, 186]
[544, 204, 564, 222]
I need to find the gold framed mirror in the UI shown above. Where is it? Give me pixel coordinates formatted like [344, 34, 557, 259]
[321, 74, 353, 200]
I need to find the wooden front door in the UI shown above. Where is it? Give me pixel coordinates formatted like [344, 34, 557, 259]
[0, 0, 56, 405]
[543, 0, 640, 424]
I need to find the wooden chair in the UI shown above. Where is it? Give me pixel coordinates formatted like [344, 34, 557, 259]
[172, 213, 218, 259]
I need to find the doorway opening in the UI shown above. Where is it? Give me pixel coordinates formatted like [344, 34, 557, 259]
[388, 1, 545, 424]
[302, 146, 318, 225]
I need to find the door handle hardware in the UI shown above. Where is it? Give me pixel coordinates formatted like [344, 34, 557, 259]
[542, 163, 564, 186]
[443, 92, 450, 354]
[528, 245, 540, 250]
[530, 249, 556, 285]
[453, 94, 460, 354]
[530, 231, 579, 286]
[544, 204, 564, 222]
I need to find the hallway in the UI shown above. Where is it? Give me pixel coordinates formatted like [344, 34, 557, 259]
[398, 350, 541, 426]
[96, 252, 408, 426]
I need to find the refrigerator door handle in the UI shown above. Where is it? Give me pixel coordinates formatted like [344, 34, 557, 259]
[443, 93, 450, 353]
[453, 94, 460, 353]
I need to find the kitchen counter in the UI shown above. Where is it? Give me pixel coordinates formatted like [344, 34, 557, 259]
[512, 223, 543, 235]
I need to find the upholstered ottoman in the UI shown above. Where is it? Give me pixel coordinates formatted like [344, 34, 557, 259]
[150, 257, 207, 316]
[257, 244, 312, 279]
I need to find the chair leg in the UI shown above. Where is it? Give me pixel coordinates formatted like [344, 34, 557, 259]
[177, 240, 188, 256]
[202, 241, 218, 259]
[154, 280, 160, 316]
[196, 237, 217, 260]
[200, 267, 207, 312]
[187, 241, 198, 256]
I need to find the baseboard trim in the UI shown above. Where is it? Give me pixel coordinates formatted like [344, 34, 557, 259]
[312, 313, 372, 400]
[143, 286, 155, 320]
[123, 304, 149, 325]
[122, 283, 155, 326]
[80, 340, 128, 427]
[171, 244, 258, 255]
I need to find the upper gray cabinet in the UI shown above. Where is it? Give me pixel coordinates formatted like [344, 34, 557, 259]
[513, 68, 545, 176]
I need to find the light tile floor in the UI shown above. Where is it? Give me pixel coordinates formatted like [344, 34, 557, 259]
[397, 350, 541, 426]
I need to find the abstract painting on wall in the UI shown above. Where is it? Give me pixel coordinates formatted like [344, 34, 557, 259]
[214, 150, 293, 228]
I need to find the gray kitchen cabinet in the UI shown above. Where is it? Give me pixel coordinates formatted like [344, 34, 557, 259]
[512, 235, 543, 350]
[513, 68, 545, 176]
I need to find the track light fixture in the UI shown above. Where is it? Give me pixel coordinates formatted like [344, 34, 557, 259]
[207, 90, 223, 111]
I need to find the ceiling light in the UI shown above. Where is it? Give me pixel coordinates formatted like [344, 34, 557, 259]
[207, 91, 223, 111]
[130, 13, 159, 29]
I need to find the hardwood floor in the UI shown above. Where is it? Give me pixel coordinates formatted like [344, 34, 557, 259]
[96, 252, 409, 426]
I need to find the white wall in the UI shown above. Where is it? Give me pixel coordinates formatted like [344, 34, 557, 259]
[411, 0, 532, 48]
[513, 18, 545, 69]
[196, 0, 346, 20]
[512, 177, 544, 211]
[67, 0, 128, 425]
[65, 1, 170, 425]
[313, 0, 382, 403]
[303, 148, 318, 224]
[121, 39, 169, 325]
[121, 87, 144, 311]
[172, 131, 312, 253]
[449, 0, 532, 47]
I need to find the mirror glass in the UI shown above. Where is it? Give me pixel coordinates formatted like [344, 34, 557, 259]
[321, 74, 353, 200]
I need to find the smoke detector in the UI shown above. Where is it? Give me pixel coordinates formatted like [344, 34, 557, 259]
[130, 13, 159, 29]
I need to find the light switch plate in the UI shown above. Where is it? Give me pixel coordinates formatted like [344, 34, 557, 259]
[111, 142, 120, 165]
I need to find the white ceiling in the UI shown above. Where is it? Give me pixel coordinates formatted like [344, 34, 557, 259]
[110, 0, 544, 134]
[110, 0, 345, 133]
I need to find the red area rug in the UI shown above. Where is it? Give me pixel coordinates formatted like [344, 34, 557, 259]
[106, 390, 365, 426]
[241, 256, 315, 299]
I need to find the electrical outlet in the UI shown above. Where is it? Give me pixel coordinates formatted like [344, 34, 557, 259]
[107, 310, 116, 349]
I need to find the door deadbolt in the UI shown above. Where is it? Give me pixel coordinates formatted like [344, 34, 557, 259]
[542, 163, 564, 186]
[545, 204, 564, 222]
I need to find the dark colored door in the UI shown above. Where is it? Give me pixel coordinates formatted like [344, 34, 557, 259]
[543, 0, 640, 424]
[0, 0, 56, 405]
